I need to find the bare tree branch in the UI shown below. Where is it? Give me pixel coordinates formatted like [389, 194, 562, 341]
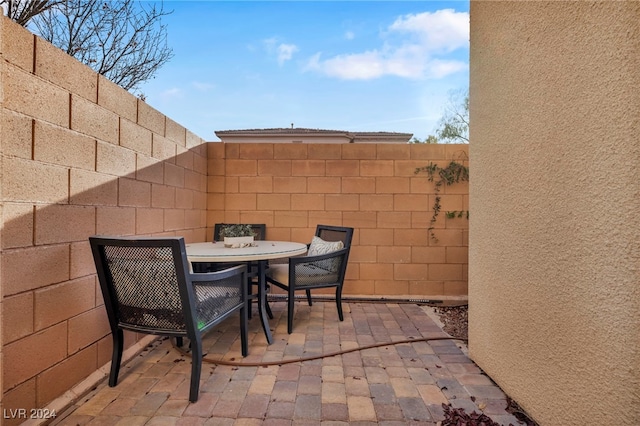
[1, 0, 62, 26]
[28, 0, 173, 92]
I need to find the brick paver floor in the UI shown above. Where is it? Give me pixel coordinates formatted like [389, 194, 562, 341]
[51, 301, 521, 425]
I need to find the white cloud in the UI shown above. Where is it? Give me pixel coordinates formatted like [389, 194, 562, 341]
[344, 31, 355, 40]
[305, 9, 469, 80]
[159, 87, 183, 102]
[389, 8, 469, 52]
[263, 37, 299, 65]
[192, 81, 215, 91]
[277, 43, 299, 65]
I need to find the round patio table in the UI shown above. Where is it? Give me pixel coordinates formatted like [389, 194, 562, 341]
[186, 241, 307, 344]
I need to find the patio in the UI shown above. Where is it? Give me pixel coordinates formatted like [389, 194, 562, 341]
[50, 300, 521, 425]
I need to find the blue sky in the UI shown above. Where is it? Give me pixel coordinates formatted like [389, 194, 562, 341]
[139, 1, 470, 141]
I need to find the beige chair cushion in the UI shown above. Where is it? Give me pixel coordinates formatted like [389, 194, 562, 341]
[307, 236, 343, 272]
[308, 236, 343, 256]
[267, 263, 338, 286]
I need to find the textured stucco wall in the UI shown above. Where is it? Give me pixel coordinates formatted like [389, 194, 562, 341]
[469, 2, 639, 425]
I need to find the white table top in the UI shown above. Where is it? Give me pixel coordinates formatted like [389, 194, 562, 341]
[186, 241, 307, 262]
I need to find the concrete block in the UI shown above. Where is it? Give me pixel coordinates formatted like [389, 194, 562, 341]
[2, 202, 34, 249]
[2, 109, 33, 159]
[225, 159, 258, 176]
[307, 177, 340, 194]
[176, 146, 194, 170]
[184, 169, 205, 191]
[136, 154, 164, 184]
[342, 177, 376, 194]
[120, 118, 152, 156]
[240, 143, 274, 159]
[360, 160, 394, 177]
[36, 345, 98, 407]
[272, 176, 305, 194]
[2, 244, 70, 296]
[34, 120, 95, 170]
[118, 177, 151, 208]
[291, 194, 325, 211]
[308, 144, 341, 159]
[96, 141, 136, 177]
[136, 208, 164, 234]
[176, 188, 194, 209]
[98, 75, 137, 122]
[35, 37, 97, 102]
[151, 184, 176, 208]
[3, 292, 34, 344]
[342, 144, 376, 159]
[70, 169, 118, 206]
[4, 65, 69, 127]
[164, 162, 185, 188]
[325, 194, 359, 211]
[410, 144, 448, 160]
[257, 194, 290, 211]
[34, 276, 95, 331]
[3, 157, 68, 203]
[376, 177, 411, 194]
[70, 240, 94, 279]
[377, 144, 411, 160]
[152, 133, 176, 162]
[359, 194, 394, 211]
[164, 208, 185, 231]
[2, 17, 34, 71]
[429, 264, 463, 281]
[186, 129, 203, 149]
[395, 194, 430, 211]
[34, 204, 95, 245]
[165, 117, 186, 146]
[292, 160, 326, 177]
[274, 144, 307, 159]
[257, 159, 291, 176]
[71, 95, 118, 144]
[137, 99, 165, 134]
[67, 307, 110, 355]
[3, 322, 67, 390]
[326, 160, 359, 176]
[96, 206, 136, 235]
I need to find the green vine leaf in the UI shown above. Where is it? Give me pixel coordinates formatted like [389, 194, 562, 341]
[415, 160, 469, 242]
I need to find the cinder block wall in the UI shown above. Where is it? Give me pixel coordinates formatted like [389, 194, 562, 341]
[0, 17, 208, 419]
[207, 142, 469, 298]
[0, 14, 469, 419]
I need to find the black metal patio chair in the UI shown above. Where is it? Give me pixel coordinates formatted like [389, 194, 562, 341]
[194, 223, 271, 319]
[266, 224, 354, 334]
[89, 236, 248, 403]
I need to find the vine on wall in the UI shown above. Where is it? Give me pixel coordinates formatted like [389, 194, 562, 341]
[415, 158, 469, 242]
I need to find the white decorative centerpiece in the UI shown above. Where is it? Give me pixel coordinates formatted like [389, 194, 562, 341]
[219, 224, 256, 248]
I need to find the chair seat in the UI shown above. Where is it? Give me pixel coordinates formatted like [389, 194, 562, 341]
[90, 236, 249, 402]
[266, 263, 338, 286]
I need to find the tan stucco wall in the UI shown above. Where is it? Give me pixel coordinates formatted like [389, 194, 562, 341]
[469, 2, 639, 425]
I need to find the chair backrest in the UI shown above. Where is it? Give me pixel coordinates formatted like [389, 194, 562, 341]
[315, 224, 354, 248]
[90, 236, 196, 335]
[314, 225, 354, 275]
[214, 223, 266, 242]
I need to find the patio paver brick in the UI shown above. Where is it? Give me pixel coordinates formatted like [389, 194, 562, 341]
[51, 302, 523, 426]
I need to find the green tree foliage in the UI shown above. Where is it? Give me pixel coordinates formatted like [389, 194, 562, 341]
[435, 88, 469, 143]
[409, 135, 439, 144]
